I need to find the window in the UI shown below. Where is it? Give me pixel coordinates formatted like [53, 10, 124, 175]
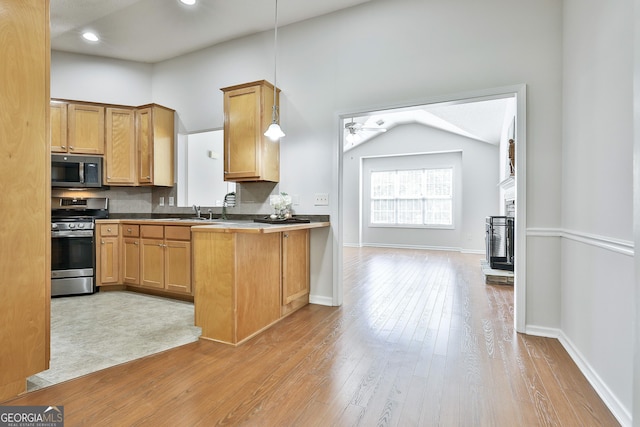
[370, 168, 453, 226]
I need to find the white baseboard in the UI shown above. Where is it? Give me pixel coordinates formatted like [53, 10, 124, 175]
[309, 295, 334, 306]
[525, 326, 631, 427]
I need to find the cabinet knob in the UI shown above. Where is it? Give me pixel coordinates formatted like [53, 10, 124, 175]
[134, 241, 139, 245]
[107, 228, 112, 232]
[101, 240, 105, 245]
[283, 233, 289, 238]
[61, 145, 66, 149]
[127, 228, 132, 232]
[69, 146, 74, 150]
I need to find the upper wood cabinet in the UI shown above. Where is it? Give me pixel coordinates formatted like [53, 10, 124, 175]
[136, 104, 175, 187]
[50, 101, 68, 153]
[67, 103, 105, 154]
[105, 107, 136, 185]
[221, 80, 280, 182]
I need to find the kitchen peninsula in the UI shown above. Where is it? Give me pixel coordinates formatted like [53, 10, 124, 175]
[191, 220, 329, 345]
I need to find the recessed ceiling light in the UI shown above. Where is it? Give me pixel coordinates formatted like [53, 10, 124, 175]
[179, 0, 196, 5]
[82, 31, 99, 42]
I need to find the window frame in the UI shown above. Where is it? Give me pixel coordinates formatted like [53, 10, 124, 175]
[369, 166, 455, 229]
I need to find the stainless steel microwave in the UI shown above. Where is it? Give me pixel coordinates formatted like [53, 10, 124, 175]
[51, 154, 103, 188]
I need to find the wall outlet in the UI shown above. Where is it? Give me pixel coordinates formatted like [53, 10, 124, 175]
[169, 196, 175, 206]
[159, 197, 165, 207]
[292, 194, 300, 206]
[314, 193, 329, 206]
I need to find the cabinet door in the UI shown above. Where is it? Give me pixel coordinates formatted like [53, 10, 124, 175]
[222, 81, 279, 183]
[223, 85, 261, 180]
[165, 240, 191, 294]
[282, 229, 310, 305]
[150, 105, 175, 187]
[136, 107, 153, 184]
[140, 238, 164, 289]
[50, 102, 67, 153]
[122, 237, 140, 285]
[99, 236, 120, 285]
[68, 103, 105, 154]
[105, 107, 136, 185]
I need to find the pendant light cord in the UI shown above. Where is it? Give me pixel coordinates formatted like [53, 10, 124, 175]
[272, 0, 279, 123]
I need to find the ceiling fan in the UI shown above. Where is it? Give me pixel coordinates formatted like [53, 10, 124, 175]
[344, 118, 387, 143]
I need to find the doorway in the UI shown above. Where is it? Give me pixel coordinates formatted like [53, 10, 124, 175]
[335, 84, 527, 332]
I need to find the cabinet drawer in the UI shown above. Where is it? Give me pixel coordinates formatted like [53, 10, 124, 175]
[165, 226, 191, 241]
[121, 224, 140, 237]
[140, 225, 164, 239]
[99, 223, 119, 237]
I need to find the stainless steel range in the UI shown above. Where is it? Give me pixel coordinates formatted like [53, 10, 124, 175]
[51, 197, 108, 297]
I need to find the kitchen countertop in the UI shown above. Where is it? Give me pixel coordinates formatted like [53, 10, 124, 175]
[97, 218, 330, 233]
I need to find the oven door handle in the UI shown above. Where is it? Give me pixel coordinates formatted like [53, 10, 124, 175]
[52, 231, 94, 238]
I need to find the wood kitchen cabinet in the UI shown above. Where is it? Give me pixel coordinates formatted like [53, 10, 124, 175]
[281, 229, 310, 316]
[121, 224, 140, 285]
[50, 101, 68, 153]
[193, 231, 281, 345]
[136, 104, 175, 187]
[221, 80, 280, 182]
[192, 225, 320, 345]
[105, 107, 136, 185]
[67, 103, 105, 154]
[97, 223, 120, 286]
[140, 225, 192, 294]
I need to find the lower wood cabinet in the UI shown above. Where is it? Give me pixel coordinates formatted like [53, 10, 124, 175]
[97, 222, 120, 286]
[193, 228, 311, 345]
[139, 225, 192, 294]
[95, 221, 192, 297]
[282, 229, 310, 316]
[122, 224, 140, 285]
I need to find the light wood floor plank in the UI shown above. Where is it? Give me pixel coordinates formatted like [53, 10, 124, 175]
[4, 247, 619, 426]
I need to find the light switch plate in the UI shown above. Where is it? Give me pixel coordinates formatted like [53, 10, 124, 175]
[159, 197, 165, 207]
[169, 196, 175, 206]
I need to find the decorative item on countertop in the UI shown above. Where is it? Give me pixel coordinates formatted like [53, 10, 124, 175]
[269, 192, 292, 219]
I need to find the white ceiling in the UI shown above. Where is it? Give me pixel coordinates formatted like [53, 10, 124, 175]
[50, 0, 513, 146]
[343, 97, 515, 151]
[50, 0, 372, 63]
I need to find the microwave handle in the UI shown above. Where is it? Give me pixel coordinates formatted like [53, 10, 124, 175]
[79, 162, 85, 184]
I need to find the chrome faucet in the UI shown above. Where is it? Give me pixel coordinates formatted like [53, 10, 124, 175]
[207, 208, 213, 220]
[193, 205, 201, 218]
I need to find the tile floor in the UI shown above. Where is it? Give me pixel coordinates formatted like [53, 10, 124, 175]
[27, 291, 201, 391]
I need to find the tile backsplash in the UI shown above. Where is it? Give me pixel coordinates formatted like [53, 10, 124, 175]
[52, 181, 286, 216]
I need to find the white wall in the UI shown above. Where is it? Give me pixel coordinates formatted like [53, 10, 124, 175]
[343, 124, 499, 252]
[51, 51, 152, 106]
[562, 0, 634, 423]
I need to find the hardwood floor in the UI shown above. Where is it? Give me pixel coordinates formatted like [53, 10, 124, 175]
[7, 247, 618, 426]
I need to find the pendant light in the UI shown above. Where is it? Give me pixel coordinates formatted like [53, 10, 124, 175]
[264, 0, 285, 141]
